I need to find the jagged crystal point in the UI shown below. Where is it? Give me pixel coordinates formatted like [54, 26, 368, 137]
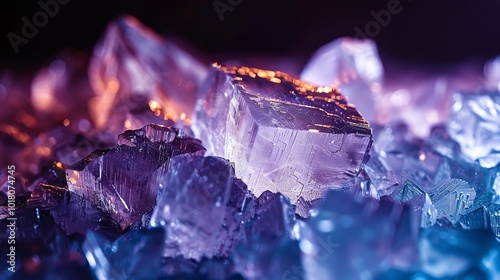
[193, 64, 372, 207]
[65, 124, 205, 230]
[89, 15, 208, 135]
[447, 90, 500, 161]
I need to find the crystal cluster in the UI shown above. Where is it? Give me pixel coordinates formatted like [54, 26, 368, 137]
[2, 16, 500, 280]
[66, 124, 205, 230]
[194, 64, 373, 206]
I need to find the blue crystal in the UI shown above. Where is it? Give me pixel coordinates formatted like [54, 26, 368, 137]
[83, 228, 164, 279]
[301, 190, 419, 279]
[447, 90, 500, 161]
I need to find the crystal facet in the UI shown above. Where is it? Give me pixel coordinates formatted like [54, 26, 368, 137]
[150, 156, 255, 261]
[194, 64, 373, 206]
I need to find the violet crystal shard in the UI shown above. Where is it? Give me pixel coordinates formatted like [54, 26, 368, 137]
[193, 64, 373, 207]
[88, 15, 208, 136]
[150, 156, 255, 261]
[65, 124, 205, 230]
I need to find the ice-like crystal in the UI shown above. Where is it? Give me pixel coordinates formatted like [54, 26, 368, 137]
[194, 64, 372, 205]
[419, 228, 496, 278]
[447, 90, 500, 161]
[301, 37, 383, 121]
[89, 15, 208, 136]
[301, 190, 419, 279]
[51, 191, 122, 238]
[485, 56, 500, 91]
[66, 124, 205, 230]
[232, 235, 302, 280]
[83, 228, 164, 279]
[150, 156, 255, 261]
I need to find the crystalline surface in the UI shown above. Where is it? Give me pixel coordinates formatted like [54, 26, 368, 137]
[150, 156, 255, 261]
[89, 15, 208, 136]
[65, 124, 205, 230]
[485, 56, 500, 91]
[447, 90, 500, 160]
[301, 37, 383, 121]
[301, 190, 419, 279]
[194, 64, 372, 205]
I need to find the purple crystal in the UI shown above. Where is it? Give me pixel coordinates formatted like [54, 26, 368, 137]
[65, 124, 205, 230]
[88, 15, 208, 136]
[301, 37, 384, 121]
[150, 156, 255, 261]
[193, 65, 372, 206]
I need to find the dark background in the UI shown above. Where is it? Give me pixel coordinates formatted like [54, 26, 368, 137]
[1, 0, 500, 69]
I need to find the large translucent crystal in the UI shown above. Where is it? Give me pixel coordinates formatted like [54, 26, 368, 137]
[447, 90, 500, 160]
[89, 15, 208, 136]
[193, 65, 372, 205]
[150, 156, 255, 261]
[301, 37, 383, 121]
[65, 124, 205, 230]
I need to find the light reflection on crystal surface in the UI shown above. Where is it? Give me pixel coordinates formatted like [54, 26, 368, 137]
[2, 15, 500, 280]
[194, 64, 372, 207]
[89, 15, 208, 136]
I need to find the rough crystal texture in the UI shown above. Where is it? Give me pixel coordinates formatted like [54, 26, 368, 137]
[447, 90, 500, 161]
[66, 124, 205, 230]
[150, 156, 255, 261]
[301, 37, 383, 121]
[89, 15, 207, 136]
[194, 64, 372, 205]
[301, 190, 420, 279]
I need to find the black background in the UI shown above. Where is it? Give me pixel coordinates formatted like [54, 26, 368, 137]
[1, 0, 500, 69]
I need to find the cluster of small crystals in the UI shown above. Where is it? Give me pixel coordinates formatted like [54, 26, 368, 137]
[1, 16, 500, 280]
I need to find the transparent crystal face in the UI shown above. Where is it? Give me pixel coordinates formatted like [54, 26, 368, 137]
[194, 65, 372, 204]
